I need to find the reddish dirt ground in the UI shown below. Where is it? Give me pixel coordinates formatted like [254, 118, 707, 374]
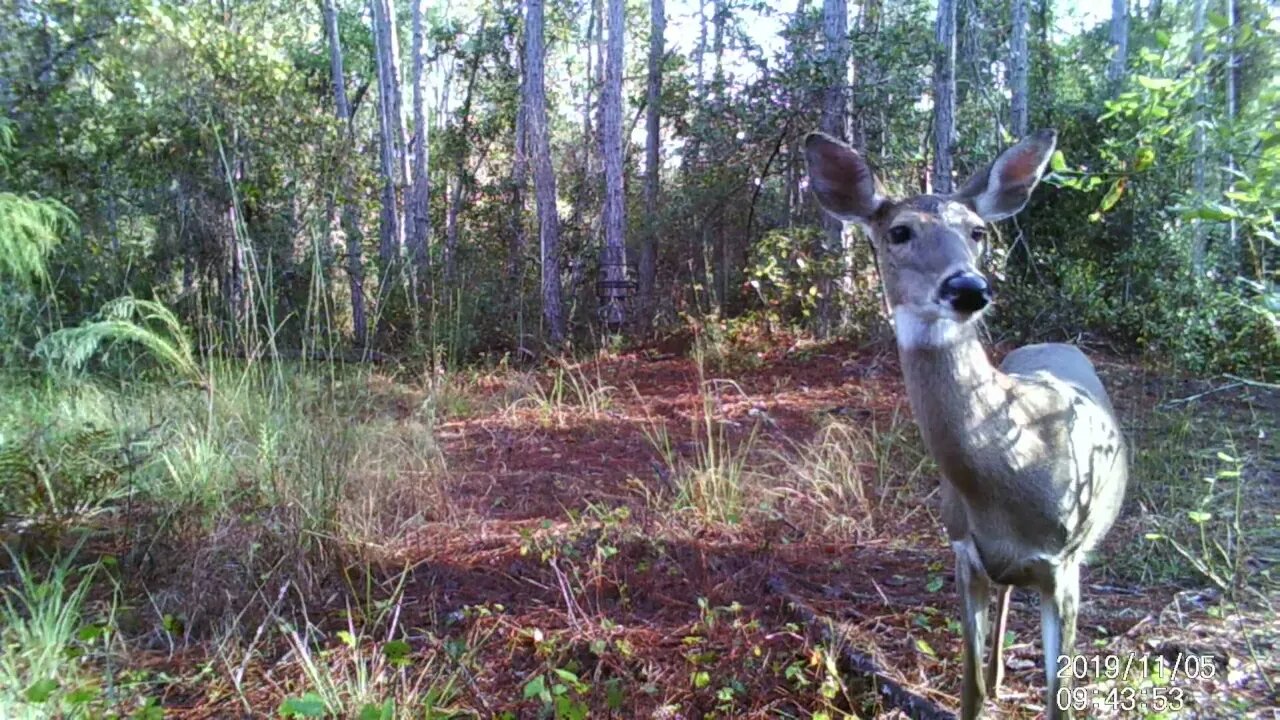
[154, 337, 1277, 718]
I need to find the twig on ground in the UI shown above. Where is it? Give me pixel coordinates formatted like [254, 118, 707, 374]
[767, 575, 957, 720]
[1222, 374, 1280, 392]
[1160, 382, 1243, 407]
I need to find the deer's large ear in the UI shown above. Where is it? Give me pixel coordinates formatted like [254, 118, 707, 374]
[954, 129, 1057, 221]
[804, 132, 884, 224]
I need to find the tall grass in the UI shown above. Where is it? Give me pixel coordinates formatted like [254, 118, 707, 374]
[0, 549, 100, 719]
[644, 350, 759, 525]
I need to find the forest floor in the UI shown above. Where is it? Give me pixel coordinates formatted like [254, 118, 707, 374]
[2, 330, 1278, 718]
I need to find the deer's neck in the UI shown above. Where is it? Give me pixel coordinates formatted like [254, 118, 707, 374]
[894, 309, 1013, 497]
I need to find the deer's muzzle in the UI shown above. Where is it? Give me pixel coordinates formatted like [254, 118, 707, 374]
[939, 271, 991, 316]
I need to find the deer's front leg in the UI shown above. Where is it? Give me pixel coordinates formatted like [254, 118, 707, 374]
[986, 584, 1011, 697]
[954, 542, 992, 720]
[1042, 562, 1081, 720]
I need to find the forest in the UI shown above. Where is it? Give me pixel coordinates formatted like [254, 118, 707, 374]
[0, 0, 1277, 716]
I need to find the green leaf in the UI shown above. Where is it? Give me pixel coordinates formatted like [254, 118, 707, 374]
[1134, 147, 1155, 172]
[1137, 76, 1174, 90]
[692, 670, 711, 688]
[1207, 11, 1228, 29]
[1049, 150, 1067, 173]
[914, 638, 937, 657]
[279, 693, 327, 717]
[1187, 511, 1213, 524]
[523, 675, 547, 700]
[67, 686, 101, 705]
[1182, 204, 1239, 221]
[605, 678, 625, 709]
[926, 575, 944, 593]
[1098, 178, 1127, 213]
[1154, 30, 1171, 48]
[382, 639, 411, 664]
[24, 679, 59, 703]
[552, 668, 581, 686]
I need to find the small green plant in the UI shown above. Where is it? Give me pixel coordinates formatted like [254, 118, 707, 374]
[276, 577, 476, 718]
[522, 668, 591, 720]
[0, 548, 118, 719]
[1143, 445, 1255, 597]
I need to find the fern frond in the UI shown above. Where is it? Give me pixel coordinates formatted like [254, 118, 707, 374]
[35, 297, 201, 380]
[0, 192, 74, 288]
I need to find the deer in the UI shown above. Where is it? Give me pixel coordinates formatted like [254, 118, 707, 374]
[804, 129, 1128, 720]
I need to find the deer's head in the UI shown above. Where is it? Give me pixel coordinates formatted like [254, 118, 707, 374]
[804, 130, 1057, 348]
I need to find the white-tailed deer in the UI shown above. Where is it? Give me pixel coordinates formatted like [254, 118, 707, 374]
[805, 130, 1128, 720]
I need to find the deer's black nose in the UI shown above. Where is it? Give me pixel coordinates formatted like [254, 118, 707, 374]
[939, 271, 991, 314]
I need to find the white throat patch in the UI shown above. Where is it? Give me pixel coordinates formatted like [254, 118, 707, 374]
[893, 307, 965, 350]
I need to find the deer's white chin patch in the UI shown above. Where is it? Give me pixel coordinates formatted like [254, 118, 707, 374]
[893, 306, 966, 350]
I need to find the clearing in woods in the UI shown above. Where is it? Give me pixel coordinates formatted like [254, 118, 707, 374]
[4, 332, 1277, 718]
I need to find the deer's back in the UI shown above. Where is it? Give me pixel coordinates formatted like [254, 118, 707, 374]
[1000, 342, 1115, 413]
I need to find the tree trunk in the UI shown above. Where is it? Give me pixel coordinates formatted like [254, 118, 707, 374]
[1034, 0, 1053, 129]
[600, 0, 628, 332]
[1106, 0, 1128, 93]
[817, 0, 848, 336]
[1224, 0, 1237, 269]
[409, 0, 431, 285]
[525, 0, 565, 345]
[372, 0, 403, 270]
[324, 0, 367, 347]
[637, 0, 664, 333]
[932, 0, 957, 193]
[1191, 0, 1207, 275]
[682, 0, 709, 311]
[508, 53, 529, 281]
[1010, 0, 1030, 136]
[386, 0, 411, 198]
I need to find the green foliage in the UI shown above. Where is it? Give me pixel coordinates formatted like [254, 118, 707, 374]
[1006, 5, 1280, 377]
[0, 425, 145, 530]
[35, 297, 201, 380]
[0, 549, 120, 719]
[745, 227, 837, 324]
[0, 191, 73, 290]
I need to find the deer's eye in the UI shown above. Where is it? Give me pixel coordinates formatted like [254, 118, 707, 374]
[887, 226, 912, 245]
[970, 227, 987, 243]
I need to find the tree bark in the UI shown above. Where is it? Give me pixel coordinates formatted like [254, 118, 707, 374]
[508, 48, 529, 281]
[600, 0, 628, 332]
[817, 0, 848, 336]
[409, 0, 431, 285]
[1010, 0, 1030, 136]
[932, 0, 957, 193]
[637, 0, 664, 333]
[1191, 0, 1207, 275]
[525, 0, 566, 345]
[372, 0, 404, 270]
[1224, 0, 1237, 269]
[1106, 0, 1128, 93]
[324, 0, 367, 347]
